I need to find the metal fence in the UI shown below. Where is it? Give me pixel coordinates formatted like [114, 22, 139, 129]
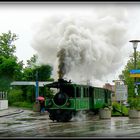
[0, 92, 7, 100]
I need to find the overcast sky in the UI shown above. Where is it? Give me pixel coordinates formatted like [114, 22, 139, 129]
[1, 2, 140, 86]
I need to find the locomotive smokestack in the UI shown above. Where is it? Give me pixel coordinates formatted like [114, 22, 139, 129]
[58, 72, 63, 80]
[57, 48, 66, 79]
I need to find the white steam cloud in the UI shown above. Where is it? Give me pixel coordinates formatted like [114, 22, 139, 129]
[32, 9, 129, 87]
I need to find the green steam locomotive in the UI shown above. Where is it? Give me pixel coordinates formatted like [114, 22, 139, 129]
[45, 79, 112, 122]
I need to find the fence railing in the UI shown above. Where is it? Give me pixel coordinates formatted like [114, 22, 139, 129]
[0, 92, 7, 100]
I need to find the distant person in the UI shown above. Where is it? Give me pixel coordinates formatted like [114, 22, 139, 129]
[39, 100, 45, 114]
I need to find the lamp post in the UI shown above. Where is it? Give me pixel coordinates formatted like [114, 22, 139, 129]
[129, 40, 140, 96]
[35, 71, 39, 101]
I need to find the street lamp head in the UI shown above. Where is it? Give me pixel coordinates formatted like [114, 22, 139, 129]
[129, 40, 140, 49]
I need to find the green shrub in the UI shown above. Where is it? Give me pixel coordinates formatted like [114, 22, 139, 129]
[112, 102, 120, 110]
[129, 97, 140, 110]
[8, 89, 23, 105]
[26, 88, 35, 103]
[112, 102, 128, 116]
[12, 101, 33, 109]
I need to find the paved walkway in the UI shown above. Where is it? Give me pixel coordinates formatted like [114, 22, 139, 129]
[0, 107, 25, 117]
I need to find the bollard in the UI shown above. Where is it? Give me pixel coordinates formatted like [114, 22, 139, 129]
[33, 102, 40, 112]
[129, 109, 140, 119]
[0, 100, 8, 110]
[99, 108, 111, 119]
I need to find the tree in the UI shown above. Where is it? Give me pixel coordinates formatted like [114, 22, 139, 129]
[0, 31, 23, 91]
[23, 55, 53, 81]
[21, 55, 54, 102]
[0, 30, 18, 58]
[35, 65, 53, 81]
[26, 54, 38, 68]
[121, 51, 140, 98]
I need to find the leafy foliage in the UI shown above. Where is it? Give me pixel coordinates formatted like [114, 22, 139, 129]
[0, 56, 22, 79]
[121, 51, 140, 109]
[0, 30, 18, 58]
[0, 31, 54, 108]
[35, 65, 53, 81]
[12, 101, 33, 109]
[128, 97, 140, 110]
[112, 102, 128, 116]
[8, 89, 23, 105]
[121, 52, 140, 98]
[23, 54, 53, 81]
[0, 76, 11, 91]
[0, 31, 23, 91]
[26, 54, 38, 69]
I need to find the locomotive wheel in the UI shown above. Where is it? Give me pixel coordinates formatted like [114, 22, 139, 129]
[49, 110, 72, 122]
[60, 111, 72, 122]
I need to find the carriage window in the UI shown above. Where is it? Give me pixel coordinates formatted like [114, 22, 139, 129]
[76, 87, 80, 97]
[61, 85, 75, 97]
[95, 88, 99, 98]
[83, 88, 86, 97]
[83, 88, 89, 97]
[89, 87, 93, 97]
[87, 88, 89, 97]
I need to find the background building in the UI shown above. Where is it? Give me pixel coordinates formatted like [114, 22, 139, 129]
[103, 80, 128, 104]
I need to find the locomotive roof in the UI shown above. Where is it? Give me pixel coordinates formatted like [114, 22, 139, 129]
[45, 78, 110, 91]
[45, 80, 75, 88]
[45, 78, 88, 88]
